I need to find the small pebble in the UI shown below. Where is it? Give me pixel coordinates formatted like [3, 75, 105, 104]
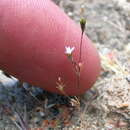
[68, 12, 73, 17]
[32, 117, 40, 124]
[126, 75, 130, 83]
[40, 112, 45, 117]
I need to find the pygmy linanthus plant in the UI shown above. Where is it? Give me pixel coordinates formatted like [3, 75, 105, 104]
[57, 18, 86, 93]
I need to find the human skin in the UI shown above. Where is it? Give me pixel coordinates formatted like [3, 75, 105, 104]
[0, 0, 100, 95]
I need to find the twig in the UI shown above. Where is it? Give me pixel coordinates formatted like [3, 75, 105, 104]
[14, 111, 29, 130]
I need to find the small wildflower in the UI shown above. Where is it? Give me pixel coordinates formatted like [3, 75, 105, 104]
[56, 77, 65, 93]
[80, 18, 86, 33]
[78, 62, 83, 68]
[65, 46, 75, 56]
[56, 83, 65, 92]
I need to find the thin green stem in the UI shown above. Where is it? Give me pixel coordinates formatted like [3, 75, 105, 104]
[79, 31, 83, 63]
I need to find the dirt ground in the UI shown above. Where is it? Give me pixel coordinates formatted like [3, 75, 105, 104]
[0, 0, 130, 130]
[57, 0, 130, 129]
